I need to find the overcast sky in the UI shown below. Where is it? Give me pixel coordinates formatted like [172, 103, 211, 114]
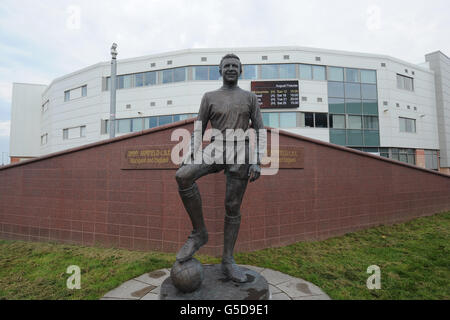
[0, 0, 449, 163]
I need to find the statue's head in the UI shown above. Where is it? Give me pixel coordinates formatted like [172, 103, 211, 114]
[219, 53, 242, 83]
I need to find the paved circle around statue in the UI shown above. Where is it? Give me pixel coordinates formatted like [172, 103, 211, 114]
[101, 265, 331, 300]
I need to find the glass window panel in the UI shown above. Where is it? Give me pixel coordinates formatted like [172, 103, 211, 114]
[330, 114, 346, 128]
[135, 73, 144, 87]
[347, 130, 363, 145]
[209, 66, 221, 80]
[242, 65, 257, 80]
[397, 75, 404, 89]
[348, 115, 362, 129]
[159, 115, 172, 126]
[399, 118, 406, 132]
[315, 113, 328, 128]
[173, 67, 186, 82]
[162, 70, 173, 83]
[329, 98, 345, 113]
[81, 85, 87, 96]
[328, 82, 345, 98]
[279, 64, 296, 79]
[118, 75, 125, 89]
[360, 70, 376, 83]
[330, 129, 346, 146]
[117, 119, 131, 133]
[364, 130, 380, 146]
[363, 100, 378, 115]
[399, 153, 407, 163]
[407, 153, 415, 165]
[131, 118, 143, 132]
[173, 115, 181, 122]
[361, 84, 377, 99]
[194, 66, 209, 80]
[64, 91, 70, 101]
[149, 117, 158, 128]
[327, 67, 344, 81]
[261, 64, 278, 79]
[80, 126, 86, 137]
[262, 112, 279, 127]
[279, 112, 296, 128]
[312, 65, 326, 81]
[144, 72, 156, 85]
[299, 64, 312, 80]
[346, 68, 360, 82]
[304, 112, 314, 127]
[345, 83, 361, 99]
[123, 75, 132, 88]
[346, 99, 362, 114]
[363, 116, 379, 129]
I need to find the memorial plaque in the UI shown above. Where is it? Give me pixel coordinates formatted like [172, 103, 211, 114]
[122, 145, 178, 169]
[261, 145, 304, 169]
[251, 80, 299, 108]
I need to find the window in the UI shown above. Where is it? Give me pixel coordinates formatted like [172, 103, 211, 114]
[328, 67, 344, 81]
[399, 117, 416, 133]
[361, 84, 377, 99]
[348, 115, 362, 129]
[396, 74, 414, 91]
[344, 83, 361, 99]
[304, 112, 314, 127]
[346, 99, 362, 114]
[328, 82, 345, 98]
[144, 72, 157, 86]
[345, 68, 360, 82]
[63, 126, 86, 139]
[118, 75, 132, 89]
[117, 119, 131, 133]
[242, 65, 257, 80]
[425, 150, 438, 170]
[194, 66, 209, 80]
[262, 113, 279, 127]
[135, 73, 144, 87]
[314, 113, 328, 128]
[64, 90, 70, 102]
[40, 133, 48, 145]
[131, 118, 143, 132]
[279, 113, 296, 128]
[162, 70, 172, 83]
[279, 64, 296, 79]
[363, 116, 378, 129]
[299, 64, 312, 80]
[261, 64, 278, 79]
[81, 85, 87, 97]
[329, 98, 345, 113]
[312, 65, 326, 81]
[329, 114, 346, 128]
[360, 70, 376, 84]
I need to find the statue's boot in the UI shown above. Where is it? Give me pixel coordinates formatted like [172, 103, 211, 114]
[176, 183, 208, 262]
[221, 214, 247, 283]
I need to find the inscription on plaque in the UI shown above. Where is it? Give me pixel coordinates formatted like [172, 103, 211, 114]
[122, 145, 178, 169]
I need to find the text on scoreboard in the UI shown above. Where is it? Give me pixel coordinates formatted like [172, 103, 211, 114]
[251, 80, 299, 108]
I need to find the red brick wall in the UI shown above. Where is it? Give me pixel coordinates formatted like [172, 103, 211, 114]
[1, 120, 449, 256]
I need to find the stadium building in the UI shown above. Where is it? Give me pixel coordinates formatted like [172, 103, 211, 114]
[9, 46, 450, 173]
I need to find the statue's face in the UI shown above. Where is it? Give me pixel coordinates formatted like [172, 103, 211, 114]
[220, 57, 241, 83]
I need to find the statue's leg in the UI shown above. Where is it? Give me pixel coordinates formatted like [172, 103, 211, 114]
[175, 163, 220, 262]
[221, 173, 249, 282]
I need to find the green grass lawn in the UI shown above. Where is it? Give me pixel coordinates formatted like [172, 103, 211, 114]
[0, 212, 449, 300]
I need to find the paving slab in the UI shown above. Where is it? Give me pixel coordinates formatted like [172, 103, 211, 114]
[277, 279, 325, 298]
[260, 268, 296, 285]
[134, 268, 170, 286]
[103, 279, 158, 300]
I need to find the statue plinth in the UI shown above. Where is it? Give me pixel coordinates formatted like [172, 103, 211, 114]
[160, 264, 270, 300]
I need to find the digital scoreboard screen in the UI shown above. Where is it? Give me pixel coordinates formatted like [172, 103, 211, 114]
[251, 80, 299, 108]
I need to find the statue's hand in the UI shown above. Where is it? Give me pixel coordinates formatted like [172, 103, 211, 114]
[248, 164, 261, 182]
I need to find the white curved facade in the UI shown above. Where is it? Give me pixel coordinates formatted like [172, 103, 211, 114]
[10, 46, 450, 172]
